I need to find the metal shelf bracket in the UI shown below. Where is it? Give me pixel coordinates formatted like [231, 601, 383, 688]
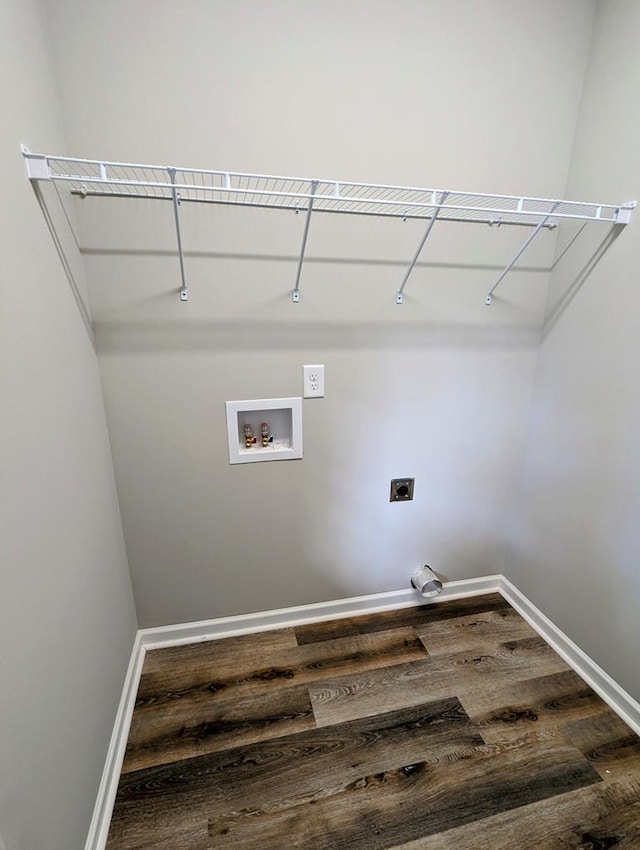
[615, 202, 637, 224]
[292, 180, 318, 303]
[485, 201, 560, 305]
[396, 191, 449, 304]
[22, 146, 51, 180]
[168, 168, 188, 302]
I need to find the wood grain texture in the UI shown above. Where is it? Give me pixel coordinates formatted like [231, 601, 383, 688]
[562, 709, 640, 781]
[140, 628, 298, 677]
[126, 627, 427, 772]
[388, 778, 640, 849]
[107, 596, 640, 850]
[460, 668, 611, 743]
[310, 635, 570, 727]
[107, 698, 482, 850]
[123, 684, 315, 772]
[415, 605, 537, 656]
[204, 736, 600, 849]
[136, 626, 426, 710]
[293, 593, 510, 645]
[114, 698, 481, 809]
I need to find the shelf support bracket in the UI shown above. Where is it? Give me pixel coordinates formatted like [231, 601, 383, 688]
[292, 180, 319, 303]
[485, 201, 560, 305]
[168, 168, 188, 302]
[396, 191, 449, 304]
[615, 201, 637, 224]
[22, 146, 51, 181]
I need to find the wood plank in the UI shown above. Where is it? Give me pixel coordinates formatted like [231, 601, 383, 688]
[126, 628, 428, 772]
[114, 697, 481, 811]
[460, 669, 610, 743]
[138, 628, 298, 696]
[562, 709, 640, 781]
[294, 593, 510, 645]
[107, 697, 483, 850]
[122, 684, 315, 773]
[136, 627, 427, 712]
[141, 627, 297, 675]
[388, 777, 640, 850]
[415, 606, 537, 656]
[203, 734, 600, 850]
[311, 636, 570, 727]
[573, 798, 640, 850]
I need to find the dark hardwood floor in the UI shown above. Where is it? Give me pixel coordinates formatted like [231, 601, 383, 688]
[107, 593, 640, 849]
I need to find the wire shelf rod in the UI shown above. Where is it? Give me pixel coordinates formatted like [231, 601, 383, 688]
[168, 168, 188, 302]
[396, 191, 449, 304]
[68, 189, 559, 227]
[292, 180, 318, 303]
[57, 176, 629, 223]
[485, 202, 561, 305]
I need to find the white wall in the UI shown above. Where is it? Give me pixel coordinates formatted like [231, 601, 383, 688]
[43, 0, 595, 627]
[0, 2, 138, 848]
[508, 0, 640, 700]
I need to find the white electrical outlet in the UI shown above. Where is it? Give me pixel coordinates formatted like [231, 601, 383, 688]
[303, 364, 325, 398]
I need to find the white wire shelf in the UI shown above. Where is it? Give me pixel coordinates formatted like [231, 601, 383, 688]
[23, 148, 635, 305]
[24, 150, 634, 225]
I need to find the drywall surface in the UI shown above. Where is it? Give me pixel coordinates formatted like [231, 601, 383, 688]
[45, 0, 595, 626]
[509, 0, 640, 699]
[0, 2, 137, 848]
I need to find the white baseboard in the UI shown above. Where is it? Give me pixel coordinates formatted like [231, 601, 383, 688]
[84, 573, 640, 850]
[497, 576, 640, 737]
[140, 575, 502, 650]
[83, 633, 146, 850]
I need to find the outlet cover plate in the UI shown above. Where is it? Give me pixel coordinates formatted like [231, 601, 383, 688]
[390, 478, 415, 502]
[303, 364, 325, 398]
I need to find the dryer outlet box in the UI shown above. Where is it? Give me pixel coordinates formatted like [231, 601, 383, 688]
[390, 478, 415, 502]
